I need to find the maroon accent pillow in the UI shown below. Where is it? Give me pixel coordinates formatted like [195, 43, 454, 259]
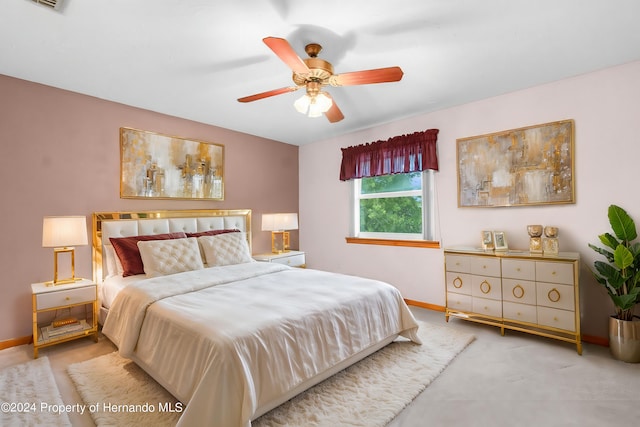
[110, 232, 187, 277]
[185, 229, 240, 238]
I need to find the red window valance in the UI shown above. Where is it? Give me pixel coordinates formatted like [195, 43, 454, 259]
[339, 129, 439, 181]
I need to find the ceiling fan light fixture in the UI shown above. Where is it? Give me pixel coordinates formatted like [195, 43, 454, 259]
[293, 94, 311, 114]
[294, 92, 332, 118]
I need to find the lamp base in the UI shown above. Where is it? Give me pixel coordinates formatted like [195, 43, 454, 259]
[271, 231, 291, 254]
[47, 247, 82, 286]
[45, 277, 84, 287]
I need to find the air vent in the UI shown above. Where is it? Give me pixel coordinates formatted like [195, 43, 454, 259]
[32, 0, 63, 10]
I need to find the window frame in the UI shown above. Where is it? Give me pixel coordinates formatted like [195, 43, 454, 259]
[350, 170, 437, 244]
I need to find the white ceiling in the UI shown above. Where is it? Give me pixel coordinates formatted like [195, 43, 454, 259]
[2, 0, 640, 145]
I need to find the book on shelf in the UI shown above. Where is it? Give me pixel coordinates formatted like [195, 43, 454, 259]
[40, 319, 89, 341]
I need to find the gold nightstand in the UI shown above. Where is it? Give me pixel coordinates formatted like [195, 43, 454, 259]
[31, 279, 99, 358]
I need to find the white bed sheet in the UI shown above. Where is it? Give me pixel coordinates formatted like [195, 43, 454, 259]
[102, 262, 420, 427]
[100, 275, 146, 309]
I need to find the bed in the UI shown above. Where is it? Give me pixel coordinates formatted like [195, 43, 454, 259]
[93, 209, 421, 427]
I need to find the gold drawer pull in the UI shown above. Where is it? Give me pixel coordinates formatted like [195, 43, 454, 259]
[516, 267, 521, 271]
[453, 277, 463, 288]
[65, 297, 71, 301]
[548, 288, 561, 303]
[551, 271, 557, 276]
[482, 265, 487, 269]
[512, 285, 525, 299]
[480, 280, 491, 294]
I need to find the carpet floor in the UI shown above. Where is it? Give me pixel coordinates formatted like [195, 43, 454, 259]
[0, 356, 71, 426]
[66, 321, 474, 426]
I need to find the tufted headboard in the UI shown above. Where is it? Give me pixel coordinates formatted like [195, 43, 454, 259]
[92, 209, 251, 283]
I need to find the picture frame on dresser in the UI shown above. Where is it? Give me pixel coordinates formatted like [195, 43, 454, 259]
[493, 231, 508, 251]
[481, 230, 494, 250]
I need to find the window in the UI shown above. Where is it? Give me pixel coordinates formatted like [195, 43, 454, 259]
[352, 170, 436, 241]
[340, 128, 439, 246]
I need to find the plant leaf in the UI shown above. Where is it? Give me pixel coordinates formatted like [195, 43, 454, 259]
[593, 261, 625, 289]
[609, 204, 637, 242]
[597, 233, 620, 251]
[611, 293, 638, 311]
[613, 244, 634, 270]
[588, 243, 614, 263]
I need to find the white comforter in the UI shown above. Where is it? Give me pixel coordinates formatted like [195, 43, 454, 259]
[102, 262, 421, 427]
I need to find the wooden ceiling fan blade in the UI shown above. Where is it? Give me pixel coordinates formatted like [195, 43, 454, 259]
[324, 96, 344, 123]
[237, 86, 299, 103]
[331, 66, 404, 86]
[263, 37, 310, 75]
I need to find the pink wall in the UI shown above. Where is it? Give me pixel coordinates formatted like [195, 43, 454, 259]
[0, 74, 299, 342]
[300, 60, 640, 341]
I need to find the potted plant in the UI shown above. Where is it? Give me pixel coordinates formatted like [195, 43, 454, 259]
[588, 204, 640, 362]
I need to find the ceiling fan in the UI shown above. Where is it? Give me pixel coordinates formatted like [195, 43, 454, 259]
[237, 37, 404, 123]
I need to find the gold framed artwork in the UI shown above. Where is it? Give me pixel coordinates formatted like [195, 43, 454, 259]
[120, 127, 224, 200]
[457, 119, 574, 207]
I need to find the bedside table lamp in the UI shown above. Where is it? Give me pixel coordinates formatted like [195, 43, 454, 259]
[262, 213, 298, 254]
[42, 216, 88, 285]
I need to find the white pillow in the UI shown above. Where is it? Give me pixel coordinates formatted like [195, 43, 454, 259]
[198, 232, 253, 267]
[137, 237, 204, 278]
[104, 245, 124, 277]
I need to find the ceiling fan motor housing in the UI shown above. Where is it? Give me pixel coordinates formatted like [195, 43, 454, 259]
[293, 57, 334, 85]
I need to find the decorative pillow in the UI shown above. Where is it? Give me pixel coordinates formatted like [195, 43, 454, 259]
[199, 232, 253, 267]
[110, 232, 187, 277]
[137, 237, 204, 278]
[185, 229, 240, 238]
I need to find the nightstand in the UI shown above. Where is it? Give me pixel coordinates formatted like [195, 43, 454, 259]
[31, 279, 99, 358]
[253, 250, 306, 268]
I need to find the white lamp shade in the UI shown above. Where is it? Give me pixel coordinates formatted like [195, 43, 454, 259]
[42, 216, 88, 247]
[294, 93, 332, 117]
[262, 213, 299, 231]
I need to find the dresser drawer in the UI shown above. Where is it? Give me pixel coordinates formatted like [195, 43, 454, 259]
[502, 278, 536, 305]
[472, 297, 502, 318]
[536, 282, 575, 311]
[536, 261, 574, 285]
[36, 285, 96, 310]
[471, 275, 502, 300]
[447, 292, 472, 312]
[445, 255, 471, 273]
[470, 257, 501, 277]
[501, 259, 535, 280]
[537, 306, 575, 331]
[270, 253, 306, 267]
[446, 272, 472, 295]
[503, 301, 537, 324]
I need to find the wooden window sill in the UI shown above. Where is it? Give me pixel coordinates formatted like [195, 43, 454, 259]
[345, 237, 440, 249]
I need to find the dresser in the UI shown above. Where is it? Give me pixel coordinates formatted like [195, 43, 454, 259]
[445, 247, 581, 354]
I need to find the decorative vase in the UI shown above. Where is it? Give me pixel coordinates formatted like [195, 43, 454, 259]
[543, 226, 559, 255]
[608, 316, 640, 363]
[527, 225, 543, 253]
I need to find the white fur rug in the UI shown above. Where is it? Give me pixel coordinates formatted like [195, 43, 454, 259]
[0, 357, 71, 426]
[68, 322, 474, 426]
